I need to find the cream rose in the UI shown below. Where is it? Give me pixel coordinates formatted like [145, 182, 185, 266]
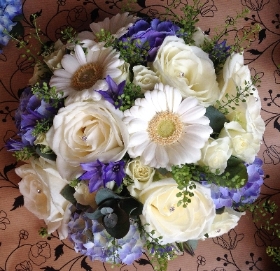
[199, 137, 232, 174]
[44, 39, 66, 71]
[126, 158, 155, 198]
[46, 100, 129, 179]
[16, 157, 71, 239]
[192, 27, 210, 46]
[133, 65, 160, 93]
[150, 36, 219, 105]
[220, 121, 260, 163]
[138, 178, 216, 244]
[74, 181, 97, 209]
[207, 208, 245, 238]
[218, 53, 265, 140]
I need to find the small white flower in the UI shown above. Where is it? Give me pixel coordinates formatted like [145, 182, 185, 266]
[50, 44, 124, 98]
[133, 65, 160, 93]
[126, 158, 155, 198]
[123, 83, 212, 169]
[199, 137, 232, 174]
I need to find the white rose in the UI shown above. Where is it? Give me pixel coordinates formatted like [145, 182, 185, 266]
[126, 158, 155, 198]
[16, 157, 71, 239]
[114, 62, 130, 84]
[133, 65, 160, 93]
[220, 121, 260, 163]
[150, 36, 219, 105]
[199, 137, 232, 174]
[46, 100, 129, 179]
[218, 53, 265, 140]
[138, 179, 216, 244]
[207, 208, 245, 238]
[74, 181, 97, 209]
[44, 39, 66, 71]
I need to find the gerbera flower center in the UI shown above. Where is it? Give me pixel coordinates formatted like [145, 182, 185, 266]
[71, 63, 103, 91]
[148, 111, 183, 145]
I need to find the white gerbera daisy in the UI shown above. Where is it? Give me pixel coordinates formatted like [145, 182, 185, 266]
[49, 44, 124, 98]
[77, 12, 138, 42]
[123, 83, 213, 169]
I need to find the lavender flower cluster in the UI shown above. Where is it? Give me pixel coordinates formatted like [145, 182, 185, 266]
[202, 157, 264, 209]
[0, 0, 22, 53]
[68, 206, 144, 265]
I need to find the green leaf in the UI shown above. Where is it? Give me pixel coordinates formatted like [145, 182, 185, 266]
[12, 14, 24, 22]
[216, 156, 248, 188]
[60, 185, 76, 204]
[35, 145, 57, 161]
[205, 106, 228, 135]
[9, 21, 24, 38]
[120, 198, 143, 216]
[216, 206, 225, 214]
[95, 188, 124, 205]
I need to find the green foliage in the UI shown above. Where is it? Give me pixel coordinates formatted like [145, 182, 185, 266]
[215, 76, 260, 115]
[169, 0, 200, 45]
[267, 246, 280, 266]
[31, 82, 63, 108]
[60, 26, 77, 44]
[138, 221, 175, 271]
[32, 119, 51, 137]
[119, 82, 143, 111]
[14, 146, 37, 161]
[113, 38, 150, 67]
[60, 185, 77, 205]
[205, 106, 228, 136]
[69, 178, 80, 188]
[94, 29, 115, 47]
[38, 227, 49, 238]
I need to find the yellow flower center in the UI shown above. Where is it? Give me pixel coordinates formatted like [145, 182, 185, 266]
[71, 63, 103, 91]
[148, 111, 183, 145]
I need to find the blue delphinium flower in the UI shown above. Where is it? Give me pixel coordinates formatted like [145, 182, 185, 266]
[0, 0, 22, 53]
[68, 207, 144, 264]
[122, 18, 181, 62]
[96, 75, 125, 109]
[6, 86, 61, 151]
[80, 160, 126, 193]
[202, 157, 264, 209]
[208, 40, 231, 69]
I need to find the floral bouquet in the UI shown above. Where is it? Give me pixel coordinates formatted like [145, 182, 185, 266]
[6, 2, 265, 270]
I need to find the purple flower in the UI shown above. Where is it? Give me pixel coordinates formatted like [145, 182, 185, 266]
[79, 160, 126, 193]
[68, 207, 144, 264]
[122, 18, 180, 62]
[202, 157, 264, 209]
[96, 75, 125, 109]
[208, 40, 231, 69]
[6, 86, 61, 151]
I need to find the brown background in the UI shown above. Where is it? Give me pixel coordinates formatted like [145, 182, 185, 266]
[1, 0, 280, 270]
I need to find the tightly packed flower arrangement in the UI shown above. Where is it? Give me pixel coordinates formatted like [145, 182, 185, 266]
[6, 4, 266, 270]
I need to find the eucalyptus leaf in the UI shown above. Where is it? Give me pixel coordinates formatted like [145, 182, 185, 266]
[85, 209, 103, 220]
[103, 207, 130, 239]
[103, 213, 118, 228]
[60, 185, 76, 205]
[205, 106, 228, 135]
[95, 188, 124, 205]
[216, 206, 225, 214]
[9, 21, 24, 38]
[100, 207, 114, 215]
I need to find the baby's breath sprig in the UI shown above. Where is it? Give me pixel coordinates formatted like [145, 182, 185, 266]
[38, 227, 49, 238]
[119, 82, 143, 111]
[32, 119, 51, 137]
[113, 38, 150, 67]
[60, 26, 77, 44]
[95, 29, 115, 47]
[215, 76, 260, 115]
[138, 221, 175, 271]
[31, 82, 63, 108]
[14, 146, 37, 161]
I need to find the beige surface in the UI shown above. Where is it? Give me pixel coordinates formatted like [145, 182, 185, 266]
[1, 1, 280, 270]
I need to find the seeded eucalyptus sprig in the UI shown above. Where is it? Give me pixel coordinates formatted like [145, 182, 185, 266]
[14, 146, 37, 161]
